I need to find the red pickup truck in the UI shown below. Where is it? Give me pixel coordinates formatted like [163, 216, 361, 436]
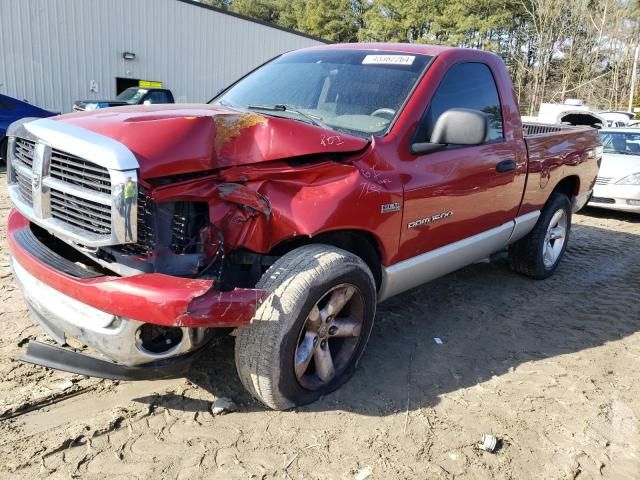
[6, 44, 600, 410]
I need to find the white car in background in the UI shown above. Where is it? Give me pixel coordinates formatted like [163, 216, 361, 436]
[600, 111, 635, 127]
[589, 128, 640, 213]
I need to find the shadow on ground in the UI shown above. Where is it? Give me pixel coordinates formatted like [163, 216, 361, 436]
[580, 205, 640, 223]
[137, 216, 640, 416]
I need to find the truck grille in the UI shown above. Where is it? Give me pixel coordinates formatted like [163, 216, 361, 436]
[10, 139, 114, 236]
[13, 139, 35, 206]
[7, 133, 137, 244]
[50, 190, 112, 235]
[7, 120, 138, 248]
[15, 168, 34, 205]
[595, 176, 611, 185]
[114, 188, 154, 255]
[14, 138, 35, 168]
[50, 150, 112, 195]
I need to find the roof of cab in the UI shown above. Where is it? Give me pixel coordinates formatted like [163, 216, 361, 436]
[296, 42, 473, 57]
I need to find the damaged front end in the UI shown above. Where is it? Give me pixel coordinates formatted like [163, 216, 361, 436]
[8, 200, 268, 378]
[7, 109, 372, 379]
[6, 176, 272, 377]
[94, 179, 274, 293]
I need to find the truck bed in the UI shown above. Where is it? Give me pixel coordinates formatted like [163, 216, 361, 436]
[521, 122, 601, 213]
[522, 121, 582, 136]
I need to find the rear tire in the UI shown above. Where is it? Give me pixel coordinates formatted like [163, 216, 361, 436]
[234, 244, 376, 410]
[509, 193, 572, 279]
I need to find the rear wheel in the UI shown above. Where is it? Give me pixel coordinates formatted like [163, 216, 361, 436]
[509, 192, 572, 279]
[234, 244, 376, 410]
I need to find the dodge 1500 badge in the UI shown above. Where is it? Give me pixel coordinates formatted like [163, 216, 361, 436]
[6, 44, 601, 410]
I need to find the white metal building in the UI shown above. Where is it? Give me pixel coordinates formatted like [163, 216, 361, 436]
[0, 0, 325, 113]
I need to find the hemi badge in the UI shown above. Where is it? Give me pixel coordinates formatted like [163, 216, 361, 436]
[381, 202, 401, 214]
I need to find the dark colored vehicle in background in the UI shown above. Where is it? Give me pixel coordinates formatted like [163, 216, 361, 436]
[0, 94, 56, 164]
[6, 44, 601, 410]
[72, 87, 175, 112]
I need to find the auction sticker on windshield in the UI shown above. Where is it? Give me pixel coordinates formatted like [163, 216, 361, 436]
[362, 55, 415, 65]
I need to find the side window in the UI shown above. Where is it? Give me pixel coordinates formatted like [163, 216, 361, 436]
[146, 91, 170, 104]
[415, 62, 504, 143]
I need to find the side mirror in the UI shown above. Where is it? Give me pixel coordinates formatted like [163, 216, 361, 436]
[410, 108, 489, 155]
[143, 100, 152, 105]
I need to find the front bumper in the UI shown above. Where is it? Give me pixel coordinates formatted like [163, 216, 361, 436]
[11, 257, 209, 366]
[7, 208, 266, 375]
[589, 184, 640, 213]
[7, 209, 266, 328]
[22, 340, 199, 381]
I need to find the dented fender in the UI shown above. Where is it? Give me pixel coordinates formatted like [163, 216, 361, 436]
[148, 143, 403, 265]
[179, 287, 268, 327]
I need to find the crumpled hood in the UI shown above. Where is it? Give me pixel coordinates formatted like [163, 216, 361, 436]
[56, 104, 369, 179]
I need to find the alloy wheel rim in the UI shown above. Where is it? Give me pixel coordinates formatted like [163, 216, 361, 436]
[543, 209, 567, 268]
[293, 283, 365, 390]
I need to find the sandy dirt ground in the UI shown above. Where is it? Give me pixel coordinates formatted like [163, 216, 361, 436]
[0, 167, 639, 479]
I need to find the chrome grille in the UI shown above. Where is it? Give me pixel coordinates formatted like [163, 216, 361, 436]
[15, 167, 33, 206]
[595, 176, 611, 185]
[50, 150, 111, 194]
[114, 188, 154, 255]
[14, 138, 35, 168]
[7, 119, 139, 247]
[50, 190, 112, 235]
[12, 138, 35, 206]
[10, 137, 114, 237]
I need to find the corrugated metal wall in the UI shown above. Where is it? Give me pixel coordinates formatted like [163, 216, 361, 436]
[0, 0, 324, 113]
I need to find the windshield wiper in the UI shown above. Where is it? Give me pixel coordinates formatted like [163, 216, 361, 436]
[216, 99, 237, 108]
[247, 104, 329, 130]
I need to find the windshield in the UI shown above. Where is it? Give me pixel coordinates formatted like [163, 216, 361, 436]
[116, 87, 148, 104]
[599, 131, 640, 155]
[212, 50, 432, 138]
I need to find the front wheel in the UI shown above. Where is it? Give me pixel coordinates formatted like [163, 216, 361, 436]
[234, 244, 376, 410]
[509, 192, 572, 279]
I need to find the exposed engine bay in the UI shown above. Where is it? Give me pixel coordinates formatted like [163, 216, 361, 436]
[42, 181, 279, 292]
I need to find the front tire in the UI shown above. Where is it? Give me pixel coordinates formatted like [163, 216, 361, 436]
[234, 244, 376, 410]
[509, 192, 572, 279]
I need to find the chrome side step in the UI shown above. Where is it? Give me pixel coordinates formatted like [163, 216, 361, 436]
[378, 212, 540, 301]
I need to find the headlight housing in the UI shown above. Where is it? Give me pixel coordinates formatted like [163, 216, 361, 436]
[616, 173, 640, 185]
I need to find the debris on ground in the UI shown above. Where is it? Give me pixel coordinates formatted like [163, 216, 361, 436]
[433, 337, 444, 345]
[478, 433, 499, 453]
[211, 396, 237, 415]
[57, 379, 74, 391]
[354, 465, 372, 480]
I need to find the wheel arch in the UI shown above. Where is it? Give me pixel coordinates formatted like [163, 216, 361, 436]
[551, 175, 580, 201]
[268, 229, 383, 292]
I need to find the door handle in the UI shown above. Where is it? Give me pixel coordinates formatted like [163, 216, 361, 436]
[496, 160, 517, 173]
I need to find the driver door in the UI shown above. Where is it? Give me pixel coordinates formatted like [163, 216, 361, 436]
[400, 62, 526, 258]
